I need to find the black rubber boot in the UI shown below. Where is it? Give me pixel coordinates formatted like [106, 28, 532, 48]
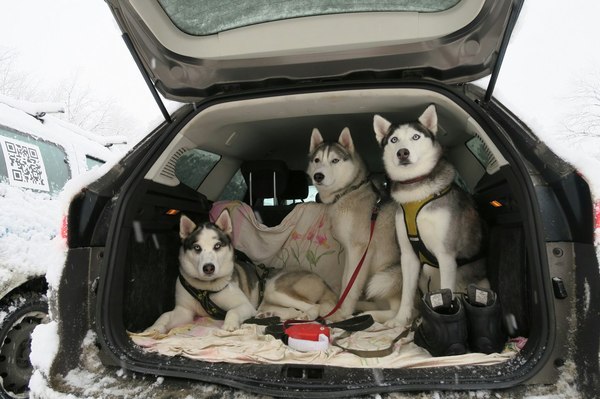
[414, 288, 468, 357]
[464, 284, 506, 354]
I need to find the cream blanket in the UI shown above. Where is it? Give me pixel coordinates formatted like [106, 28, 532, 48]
[130, 200, 520, 368]
[130, 317, 521, 368]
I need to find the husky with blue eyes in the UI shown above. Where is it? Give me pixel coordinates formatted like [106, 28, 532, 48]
[373, 105, 490, 337]
[145, 209, 338, 333]
[307, 127, 403, 323]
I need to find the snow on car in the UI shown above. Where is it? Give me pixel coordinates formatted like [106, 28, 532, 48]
[0, 93, 125, 398]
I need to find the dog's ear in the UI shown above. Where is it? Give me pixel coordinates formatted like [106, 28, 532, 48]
[338, 127, 354, 152]
[418, 104, 438, 134]
[179, 215, 197, 239]
[214, 209, 233, 236]
[373, 115, 391, 145]
[310, 128, 324, 152]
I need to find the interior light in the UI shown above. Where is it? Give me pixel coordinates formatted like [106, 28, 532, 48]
[489, 200, 503, 208]
[166, 209, 180, 215]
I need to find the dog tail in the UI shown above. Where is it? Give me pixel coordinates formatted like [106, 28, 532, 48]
[366, 265, 402, 299]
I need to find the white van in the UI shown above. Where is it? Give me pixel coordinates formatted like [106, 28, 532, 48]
[0, 93, 125, 397]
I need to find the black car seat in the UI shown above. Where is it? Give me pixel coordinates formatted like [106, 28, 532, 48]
[241, 160, 289, 226]
[281, 170, 309, 204]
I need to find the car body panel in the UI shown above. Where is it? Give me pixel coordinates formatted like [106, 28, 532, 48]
[39, 76, 600, 398]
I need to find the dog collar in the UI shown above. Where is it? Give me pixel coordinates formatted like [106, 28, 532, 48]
[330, 178, 370, 204]
[396, 173, 430, 185]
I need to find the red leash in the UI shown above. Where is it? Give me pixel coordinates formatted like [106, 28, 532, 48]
[322, 206, 379, 318]
[280, 204, 380, 350]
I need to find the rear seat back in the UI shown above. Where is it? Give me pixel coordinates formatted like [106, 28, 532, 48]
[241, 160, 289, 226]
[264, 170, 311, 224]
[281, 170, 309, 204]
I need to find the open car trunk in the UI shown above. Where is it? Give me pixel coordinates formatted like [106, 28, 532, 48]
[82, 83, 572, 396]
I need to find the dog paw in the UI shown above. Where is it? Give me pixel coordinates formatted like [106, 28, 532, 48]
[303, 305, 321, 320]
[222, 321, 240, 331]
[326, 314, 344, 323]
[255, 311, 274, 319]
[222, 314, 241, 331]
[361, 310, 393, 324]
[384, 317, 411, 329]
[143, 325, 167, 335]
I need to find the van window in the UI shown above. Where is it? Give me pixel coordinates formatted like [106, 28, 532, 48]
[85, 155, 105, 171]
[175, 148, 219, 190]
[175, 148, 248, 200]
[218, 169, 247, 201]
[0, 126, 71, 195]
[466, 136, 492, 169]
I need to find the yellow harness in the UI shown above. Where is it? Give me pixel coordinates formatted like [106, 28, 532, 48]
[400, 185, 452, 267]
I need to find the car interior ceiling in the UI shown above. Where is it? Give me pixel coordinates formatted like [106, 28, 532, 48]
[119, 88, 531, 358]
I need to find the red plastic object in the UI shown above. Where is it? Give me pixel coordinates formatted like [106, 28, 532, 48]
[285, 323, 330, 341]
[285, 323, 331, 352]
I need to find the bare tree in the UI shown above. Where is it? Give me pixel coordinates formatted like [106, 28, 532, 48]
[1, 48, 135, 139]
[0, 48, 39, 99]
[565, 74, 600, 140]
[43, 73, 135, 138]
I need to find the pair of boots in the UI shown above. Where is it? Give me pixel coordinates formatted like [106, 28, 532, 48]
[413, 284, 506, 357]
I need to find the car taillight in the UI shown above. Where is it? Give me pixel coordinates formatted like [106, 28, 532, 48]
[595, 200, 600, 245]
[60, 214, 68, 241]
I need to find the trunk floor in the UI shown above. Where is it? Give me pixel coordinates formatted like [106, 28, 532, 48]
[129, 317, 522, 368]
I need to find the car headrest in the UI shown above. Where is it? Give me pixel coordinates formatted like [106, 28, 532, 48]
[281, 170, 309, 200]
[241, 160, 289, 204]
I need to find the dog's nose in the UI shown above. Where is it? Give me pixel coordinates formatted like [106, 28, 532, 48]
[202, 263, 215, 275]
[313, 173, 324, 183]
[397, 148, 410, 161]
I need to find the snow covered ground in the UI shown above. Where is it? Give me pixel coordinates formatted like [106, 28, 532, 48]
[0, 0, 598, 398]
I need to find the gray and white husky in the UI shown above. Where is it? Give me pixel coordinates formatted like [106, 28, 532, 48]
[373, 105, 488, 328]
[146, 210, 338, 333]
[307, 127, 402, 323]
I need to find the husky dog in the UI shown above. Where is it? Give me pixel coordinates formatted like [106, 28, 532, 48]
[307, 127, 402, 323]
[146, 210, 338, 333]
[373, 105, 488, 328]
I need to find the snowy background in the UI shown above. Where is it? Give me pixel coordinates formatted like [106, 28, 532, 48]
[1, 0, 599, 196]
[0, 0, 599, 398]
[485, 1, 600, 200]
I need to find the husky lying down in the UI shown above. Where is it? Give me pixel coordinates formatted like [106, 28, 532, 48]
[373, 105, 489, 328]
[146, 210, 338, 333]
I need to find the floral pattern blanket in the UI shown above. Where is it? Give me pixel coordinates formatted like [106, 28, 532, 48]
[208, 200, 345, 293]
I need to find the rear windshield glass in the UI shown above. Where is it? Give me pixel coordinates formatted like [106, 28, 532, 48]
[158, 0, 461, 36]
[175, 148, 219, 189]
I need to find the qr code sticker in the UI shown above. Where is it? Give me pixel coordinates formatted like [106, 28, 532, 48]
[0, 136, 49, 192]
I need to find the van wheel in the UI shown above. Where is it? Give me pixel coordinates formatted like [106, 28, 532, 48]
[0, 291, 48, 398]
